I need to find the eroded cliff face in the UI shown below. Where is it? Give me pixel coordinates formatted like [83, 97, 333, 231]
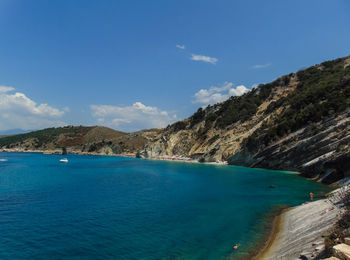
[243, 109, 350, 183]
[140, 56, 350, 183]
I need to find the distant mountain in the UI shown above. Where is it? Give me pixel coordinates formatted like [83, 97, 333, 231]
[1, 55, 350, 184]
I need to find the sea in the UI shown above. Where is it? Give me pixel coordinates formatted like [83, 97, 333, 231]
[0, 152, 330, 259]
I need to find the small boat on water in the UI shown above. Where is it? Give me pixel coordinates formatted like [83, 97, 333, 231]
[0, 158, 8, 162]
[60, 158, 68, 163]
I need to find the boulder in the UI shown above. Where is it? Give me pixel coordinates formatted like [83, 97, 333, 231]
[333, 243, 350, 260]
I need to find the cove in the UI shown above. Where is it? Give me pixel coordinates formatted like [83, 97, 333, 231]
[0, 152, 330, 259]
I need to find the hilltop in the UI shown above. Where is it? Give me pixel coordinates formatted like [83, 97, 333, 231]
[1, 55, 350, 184]
[0, 125, 160, 155]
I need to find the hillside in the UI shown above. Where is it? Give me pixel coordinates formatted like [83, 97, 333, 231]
[1, 56, 350, 184]
[0, 125, 160, 155]
[139, 55, 350, 184]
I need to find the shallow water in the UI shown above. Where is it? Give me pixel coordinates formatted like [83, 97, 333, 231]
[0, 152, 329, 259]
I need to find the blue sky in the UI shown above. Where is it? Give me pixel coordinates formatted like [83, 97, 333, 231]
[0, 0, 349, 132]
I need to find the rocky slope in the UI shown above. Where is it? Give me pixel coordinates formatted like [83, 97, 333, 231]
[139, 56, 350, 184]
[260, 190, 344, 259]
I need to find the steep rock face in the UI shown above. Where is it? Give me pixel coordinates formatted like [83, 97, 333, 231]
[242, 109, 350, 183]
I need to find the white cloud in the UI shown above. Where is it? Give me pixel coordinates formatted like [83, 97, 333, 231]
[90, 102, 177, 132]
[176, 44, 185, 50]
[193, 82, 249, 105]
[190, 54, 218, 64]
[0, 86, 66, 131]
[252, 63, 271, 69]
[0, 85, 15, 93]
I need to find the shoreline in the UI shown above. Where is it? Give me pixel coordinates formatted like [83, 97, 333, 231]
[232, 206, 288, 260]
[144, 156, 228, 165]
[253, 208, 288, 260]
[0, 148, 138, 158]
[0, 149, 229, 166]
[256, 194, 343, 259]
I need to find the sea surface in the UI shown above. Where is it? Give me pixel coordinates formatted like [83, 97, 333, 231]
[0, 152, 330, 259]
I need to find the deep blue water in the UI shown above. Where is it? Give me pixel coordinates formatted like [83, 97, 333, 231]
[0, 152, 329, 259]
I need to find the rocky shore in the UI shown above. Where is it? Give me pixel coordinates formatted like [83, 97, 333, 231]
[259, 188, 347, 259]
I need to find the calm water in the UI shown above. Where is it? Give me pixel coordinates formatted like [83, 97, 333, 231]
[0, 152, 329, 259]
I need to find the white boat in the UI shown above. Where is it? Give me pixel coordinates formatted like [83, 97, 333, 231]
[60, 158, 68, 163]
[0, 158, 8, 162]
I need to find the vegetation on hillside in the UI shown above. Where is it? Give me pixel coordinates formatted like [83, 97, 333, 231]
[246, 57, 350, 149]
[213, 80, 277, 129]
[0, 126, 93, 148]
[184, 76, 291, 135]
[164, 74, 289, 141]
[0, 124, 149, 154]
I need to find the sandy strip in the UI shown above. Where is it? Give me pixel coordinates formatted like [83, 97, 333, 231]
[257, 199, 342, 259]
[253, 209, 287, 260]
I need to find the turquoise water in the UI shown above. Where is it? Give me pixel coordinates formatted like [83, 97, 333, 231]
[0, 152, 329, 259]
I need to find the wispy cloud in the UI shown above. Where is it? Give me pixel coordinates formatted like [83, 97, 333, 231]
[91, 102, 177, 132]
[0, 85, 15, 93]
[252, 63, 271, 69]
[176, 44, 185, 50]
[0, 85, 66, 131]
[193, 82, 249, 105]
[190, 54, 218, 64]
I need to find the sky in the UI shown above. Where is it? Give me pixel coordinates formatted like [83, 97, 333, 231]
[0, 0, 349, 133]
